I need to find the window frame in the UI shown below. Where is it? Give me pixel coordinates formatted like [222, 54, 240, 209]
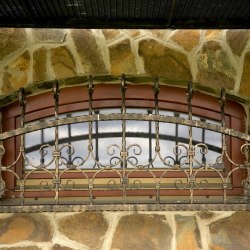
[1, 84, 246, 200]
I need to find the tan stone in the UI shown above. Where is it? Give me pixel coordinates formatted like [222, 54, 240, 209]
[0, 28, 27, 61]
[139, 39, 192, 80]
[111, 214, 172, 250]
[205, 30, 222, 40]
[58, 212, 108, 249]
[197, 41, 236, 89]
[1, 247, 41, 250]
[32, 29, 66, 43]
[171, 30, 200, 52]
[226, 30, 250, 56]
[102, 29, 121, 40]
[209, 212, 250, 250]
[0, 214, 52, 244]
[2, 51, 30, 94]
[51, 46, 76, 79]
[151, 30, 169, 39]
[239, 51, 250, 97]
[33, 47, 48, 82]
[126, 30, 141, 37]
[109, 39, 137, 75]
[175, 215, 202, 250]
[71, 29, 107, 74]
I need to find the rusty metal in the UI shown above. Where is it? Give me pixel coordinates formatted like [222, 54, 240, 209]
[0, 75, 250, 210]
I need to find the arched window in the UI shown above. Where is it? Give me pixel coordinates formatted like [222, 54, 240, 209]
[0, 78, 248, 206]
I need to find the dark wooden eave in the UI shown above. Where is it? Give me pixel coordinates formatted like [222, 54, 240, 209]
[0, 0, 250, 29]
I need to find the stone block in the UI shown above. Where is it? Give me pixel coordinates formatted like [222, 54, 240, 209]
[171, 30, 200, 52]
[175, 215, 202, 250]
[52, 244, 74, 250]
[32, 29, 66, 43]
[111, 213, 172, 250]
[71, 29, 107, 74]
[0, 28, 27, 61]
[0, 213, 52, 244]
[58, 212, 108, 249]
[50, 46, 76, 79]
[197, 41, 235, 89]
[139, 39, 192, 81]
[240, 51, 250, 97]
[109, 39, 137, 75]
[2, 50, 30, 94]
[209, 212, 250, 250]
[102, 29, 121, 41]
[33, 47, 48, 82]
[226, 30, 250, 56]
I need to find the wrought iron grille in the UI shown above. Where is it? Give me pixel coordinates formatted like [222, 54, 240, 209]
[0, 75, 250, 211]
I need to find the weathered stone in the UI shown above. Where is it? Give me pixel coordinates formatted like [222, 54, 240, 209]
[102, 29, 121, 40]
[111, 214, 172, 250]
[32, 29, 66, 43]
[0, 28, 27, 61]
[197, 211, 215, 219]
[139, 39, 192, 80]
[50, 46, 76, 79]
[71, 29, 107, 74]
[240, 51, 250, 97]
[33, 47, 48, 82]
[175, 215, 202, 250]
[1, 247, 40, 250]
[150, 30, 169, 39]
[126, 30, 141, 37]
[172, 30, 200, 51]
[197, 41, 236, 89]
[109, 39, 137, 75]
[2, 51, 30, 94]
[209, 212, 250, 250]
[58, 212, 108, 249]
[226, 30, 250, 56]
[52, 244, 74, 250]
[205, 30, 222, 40]
[0, 213, 52, 244]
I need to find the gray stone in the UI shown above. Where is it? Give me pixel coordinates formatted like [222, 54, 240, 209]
[32, 29, 66, 43]
[71, 29, 107, 74]
[209, 212, 250, 250]
[197, 41, 236, 89]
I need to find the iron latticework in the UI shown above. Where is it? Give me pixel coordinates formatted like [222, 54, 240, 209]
[0, 75, 250, 212]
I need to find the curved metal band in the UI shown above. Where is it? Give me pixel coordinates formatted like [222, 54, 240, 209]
[0, 113, 249, 142]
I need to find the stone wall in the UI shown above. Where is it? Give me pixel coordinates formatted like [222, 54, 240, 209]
[1, 29, 250, 99]
[0, 211, 249, 250]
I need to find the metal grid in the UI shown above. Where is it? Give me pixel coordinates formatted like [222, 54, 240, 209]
[0, 75, 250, 211]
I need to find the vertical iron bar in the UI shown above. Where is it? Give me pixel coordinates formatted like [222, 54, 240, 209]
[153, 77, 160, 203]
[187, 82, 194, 203]
[18, 88, 26, 204]
[88, 75, 94, 204]
[53, 81, 60, 205]
[120, 74, 127, 204]
[219, 88, 227, 203]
